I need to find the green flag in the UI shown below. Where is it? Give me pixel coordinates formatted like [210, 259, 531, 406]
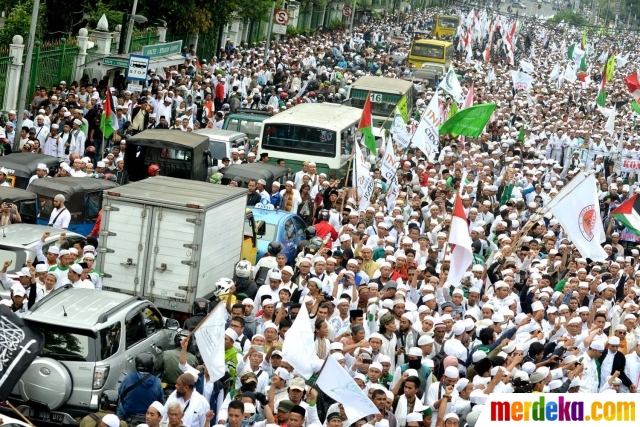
[632, 100, 640, 115]
[517, 126, 525, 142]
[438, 104, 497, 138]
[449, 100, 459, 117]
[396, 94, 408, 124]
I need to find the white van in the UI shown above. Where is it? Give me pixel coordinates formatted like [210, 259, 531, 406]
[194, 128, 249, 161]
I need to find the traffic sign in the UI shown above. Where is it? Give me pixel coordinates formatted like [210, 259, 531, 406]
[103, 57, 129, 68]
[127, 83, 143, 92]
[274, 9, 290, 25]
[127, 54, 150, 81]
[342, 5, 353, 16]
[272, 24, 287, 35]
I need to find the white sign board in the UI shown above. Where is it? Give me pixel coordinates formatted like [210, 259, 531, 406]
[127, 83, 143, 92]
[272, 24, 287, 35]
[127, 54, 150, 81]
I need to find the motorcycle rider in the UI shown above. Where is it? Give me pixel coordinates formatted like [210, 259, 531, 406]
[116, 353, 164, 422]
[252, 241, 283, 284]
[184, 299, 211, 331]
[233, 260, 257, 300]
[155, 331, 199, 389]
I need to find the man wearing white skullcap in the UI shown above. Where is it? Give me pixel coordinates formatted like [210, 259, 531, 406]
[425, 366, 459, 425]
[579, 340, 605, 393]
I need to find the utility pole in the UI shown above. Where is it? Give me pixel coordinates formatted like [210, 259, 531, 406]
[349, 0, 356, 34]
[13, 0, 40, 151]
[264, 1, 276, 63]
[123, 0, 139, 54]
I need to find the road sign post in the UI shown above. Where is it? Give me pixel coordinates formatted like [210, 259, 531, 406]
[127, 54, 150, 81]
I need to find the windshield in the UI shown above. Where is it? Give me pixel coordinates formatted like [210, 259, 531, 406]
[411, 43, 445, 59]
[32, 323, 98, 362]
[263, 124, 337, 158]
[438, 17, 459, 28]
[226, 119, 263, 139]
[19, 200, 36, 218]
[0, 247, 22, 274]
[209, 141, 227, 160]
[37, 196, 54, 221]
[350, 96, 396, 117]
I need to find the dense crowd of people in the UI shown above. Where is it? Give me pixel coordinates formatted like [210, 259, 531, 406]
[7, 4, 640, 427]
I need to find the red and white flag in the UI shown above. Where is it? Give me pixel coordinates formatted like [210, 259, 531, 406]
[463, 82, 474, 109]
[625, 73, 640, 103]
[447, 193, 473, 287]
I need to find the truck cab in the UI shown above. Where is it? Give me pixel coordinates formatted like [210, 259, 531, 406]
[125, 130, 212, 182]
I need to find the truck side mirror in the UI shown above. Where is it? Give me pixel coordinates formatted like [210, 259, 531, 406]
[256, 221, 266, 238]
[165, 318, 180, 330]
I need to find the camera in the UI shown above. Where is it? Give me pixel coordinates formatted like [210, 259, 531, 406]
[321, 292, 334, 302]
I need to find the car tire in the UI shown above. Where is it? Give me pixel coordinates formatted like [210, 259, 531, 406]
[18, 358, 73, 410]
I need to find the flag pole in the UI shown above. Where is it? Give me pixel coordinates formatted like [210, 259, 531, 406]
[340, 148, 356, 215]
[5, 401, 35, 426]
[308, 353, 330, 388]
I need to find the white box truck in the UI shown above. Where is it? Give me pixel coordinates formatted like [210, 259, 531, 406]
[96, 176, 248, 314]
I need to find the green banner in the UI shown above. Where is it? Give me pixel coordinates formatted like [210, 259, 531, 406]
[142, 40, 183, 58]
[439, 103, 497, 137]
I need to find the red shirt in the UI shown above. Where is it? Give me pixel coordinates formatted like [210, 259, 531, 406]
[215, 83, 225, 100]
[315, 220, 338, 249]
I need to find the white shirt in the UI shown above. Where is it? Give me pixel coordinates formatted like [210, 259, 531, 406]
[71, 279, 95, 289]
[163, 390, 210, 427]
[48, 206, 71, 229]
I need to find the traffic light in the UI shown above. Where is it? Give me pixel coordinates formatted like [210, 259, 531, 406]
[538, 3, 541, 9]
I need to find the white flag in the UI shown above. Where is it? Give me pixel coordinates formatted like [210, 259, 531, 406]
[316, 355, 380, 425]
[438, 65, 463, 102]
[510, 70, 534, 91]
[563, 62, 577, 83]
[386, 179, 400, 211]
[193, 304, 227, 382]
[352, 142, 371, 199]
[411, 94, 440, 159]
[390, 112, 411, 149]
[604, 106, 616, 136]
[545, 173, 608, 260]
[282, 298, 316, 379]
[519, 60, 535, 74]
[380, 136, 398, 184]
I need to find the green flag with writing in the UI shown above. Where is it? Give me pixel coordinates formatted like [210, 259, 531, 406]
[438, 104, 497, 138]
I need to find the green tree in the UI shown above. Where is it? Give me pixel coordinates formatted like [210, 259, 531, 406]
[548, 10, 588, 26]
[0, 1, 46, 46]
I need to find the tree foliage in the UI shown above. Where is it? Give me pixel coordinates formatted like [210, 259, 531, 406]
[0, 1, 46, 46]
[548, 10, 588, 26]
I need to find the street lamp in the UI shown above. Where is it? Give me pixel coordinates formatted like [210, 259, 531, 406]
[118, 9, 148, 54]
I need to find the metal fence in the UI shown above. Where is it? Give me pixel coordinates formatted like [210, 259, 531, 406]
[129, 28, 160, 53]
[0, 51, 13, 110]
[24, 38, 80, 100]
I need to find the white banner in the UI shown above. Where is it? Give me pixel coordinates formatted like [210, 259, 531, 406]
[511, 70, 534, 91]
[621, 158, 640, 173]
[281, 298, 316, 379]
[316, 354, 380, 425]
[193, 304, 226, 382]
[358, 176, 375, 212]
[352, 142, 371, 201]
[545, 172, 608, 260]
[381, 136, 400, 211]
[411, 94, 440, 160]
[391, 111, 411, 150]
